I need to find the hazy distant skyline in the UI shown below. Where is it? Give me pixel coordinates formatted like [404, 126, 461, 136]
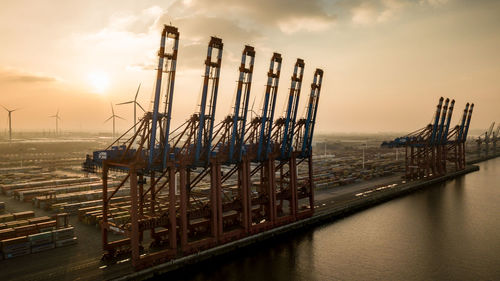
[0, 0, 499, 134]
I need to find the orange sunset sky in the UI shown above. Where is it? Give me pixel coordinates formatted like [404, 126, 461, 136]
[0, 0, 499, 134]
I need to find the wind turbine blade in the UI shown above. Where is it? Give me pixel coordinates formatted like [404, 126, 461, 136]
[115, 115, 126, 121]
[250, 97, 257, 119]
[104, 116, 113, 123]
[250, 96, 256, 112]
[1, 105, 9, 112]
[136, 102, 146, 112]
[117, 101, 134, 105]
[135, 83, 141, 100]
[110, 103, 114, 115]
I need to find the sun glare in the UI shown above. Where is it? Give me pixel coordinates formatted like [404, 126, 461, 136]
[88, 71, 110, 94]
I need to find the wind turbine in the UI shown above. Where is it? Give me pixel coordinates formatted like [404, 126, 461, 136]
[2, 105, 19, 142]
[117, 83, 144, 134]
[49, 109, 61, 136]
[104, 103, 124, 139]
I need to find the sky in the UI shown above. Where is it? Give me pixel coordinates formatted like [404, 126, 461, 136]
[0, 0, 499, 135]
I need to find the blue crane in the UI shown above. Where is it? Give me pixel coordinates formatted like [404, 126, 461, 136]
[82, 25, 179, 173]
[149, 25, 179, 169]
[279, 59, 305, 160]
[462, 103, 474, 142]
[457, 103, 470, 142]
[436, 98, 450, 145]
[160, 27, 180, 169]
[258, 53, 282, 161]
[211, 45, 255, 163]
[244, 53, 282, 162]
[229, 46, 255, 163]
[195, 37, 223, 165]
[169, 37, 223, 167]
[300, 69, 323, 158]
[430, 97, 444, 145]
[441, 99, 455, 144]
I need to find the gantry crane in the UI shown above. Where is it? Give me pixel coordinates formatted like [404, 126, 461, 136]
[165, 36, 223, 255]
[243, 53, 282, 233]
[482, 122, 495, 156]
[436, 99, 454, 174]
[475, 122, 493, 157]
[82, 24, 181, 267]
[270, 59, 305, 225]
[209, 45, 255, 242]
[82, 25, 324, 269]
[293, 68, 323, 219]
[447, 103, 474, 170]
[493, 124, 500, 154]
[381, 97, 473, 180]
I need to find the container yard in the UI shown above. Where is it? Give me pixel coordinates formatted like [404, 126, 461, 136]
[0, 206, 76, 260]
[0, 132, 492, 281]
[0, 128, 492, 278]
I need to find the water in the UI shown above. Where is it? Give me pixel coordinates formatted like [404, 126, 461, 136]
[167, 158, 500, 280]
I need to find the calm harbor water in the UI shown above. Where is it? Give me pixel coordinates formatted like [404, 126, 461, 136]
[167, 158, 500, 281]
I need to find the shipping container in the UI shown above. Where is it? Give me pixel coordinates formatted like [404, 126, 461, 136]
[55, 237, 77, 247]
[29, 231, 53, 246]
[52, 227, 74, 241]
[13, 211, 35, 220]
[31, 242, 55, 253]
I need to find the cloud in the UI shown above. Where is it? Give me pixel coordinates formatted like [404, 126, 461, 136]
[78, 0, 455, 75]
[278, 16, 333, 34]
[351, 2, 381, 25]
[350, 0, 408, 25]
[0, 68, 59, 83]
[104, 6, 164, 35]
[126, 61, 156, 71]
[347, 0, 452, 25]
[165, 0, 336, 34]
[165, 15, 262, 42]
[420, 0, 450, 6]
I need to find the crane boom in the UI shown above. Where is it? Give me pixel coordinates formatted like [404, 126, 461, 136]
[229, 46, 255, 162]
[160, 26, 180, 169]
[486, 122, 495, 141]
[436, 98, 450, 144]
[260, 53, 282, 160]
[457, 103, 469, 141]
[149, 25, 170, 167]
[194, 37, 223, 165]
[442, 99, 455, 144]
[462, 103, 474, 142]
[280, 58, 305, 159]
[430, 97, 444, 145]
[299, 68, 323, 158]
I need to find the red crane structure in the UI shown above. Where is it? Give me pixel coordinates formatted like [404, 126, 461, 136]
[493, 124, 500, 154]
[381, 97, 474, 180]
[476, 122, 495, 157]
[83, 25, 324, 269]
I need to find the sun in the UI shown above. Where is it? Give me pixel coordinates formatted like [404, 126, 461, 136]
[88, 71, 110, 94]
